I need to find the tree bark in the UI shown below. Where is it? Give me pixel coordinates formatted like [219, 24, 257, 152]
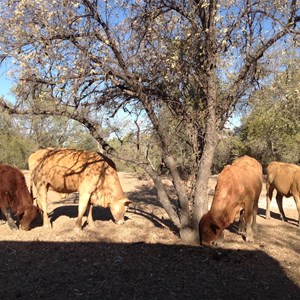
[144, 164, 181, 228]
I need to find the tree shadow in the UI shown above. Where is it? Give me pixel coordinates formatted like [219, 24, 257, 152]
[47, 204, 176, 233]
[50, 205, 117, 225]
[258, 207, 298, 226]
[126, 185, 163, 206]
[0, 241, 299, 299]
[226, 209, 299, 241]
[127, 207, 178, 234]
[30, 183, 179, 231]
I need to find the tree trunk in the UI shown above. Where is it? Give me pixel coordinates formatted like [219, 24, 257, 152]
[192, 61, 220, 234]
[179, 117, 219, 245]
[193, 125, 219, 229]
[144, 164, 181, 228]
[164, 155, 192, 229]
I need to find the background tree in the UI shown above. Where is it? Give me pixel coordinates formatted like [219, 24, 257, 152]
[0, 0, 299, 243]
[0, 96, 100, 168]
[0, 111, 37, 169]
[236, 57, 300, 167]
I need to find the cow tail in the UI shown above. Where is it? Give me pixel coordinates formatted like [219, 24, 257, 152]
[29, 171, 36, 204]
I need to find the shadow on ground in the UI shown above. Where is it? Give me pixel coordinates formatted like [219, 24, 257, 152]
[35, 185, 177, 232]
[0, 241, 299, 299]
[258, 207, 299, 227]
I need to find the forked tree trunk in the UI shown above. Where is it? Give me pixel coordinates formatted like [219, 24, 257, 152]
[179, 127, 219, 245]
[180, 53, 220, 244]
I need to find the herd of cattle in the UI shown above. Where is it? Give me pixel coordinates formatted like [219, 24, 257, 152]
[0, 148, 299, 247]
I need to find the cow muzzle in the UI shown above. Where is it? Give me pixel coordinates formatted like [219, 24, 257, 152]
[114, 218, 125, 225]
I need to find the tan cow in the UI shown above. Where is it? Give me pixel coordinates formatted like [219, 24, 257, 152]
[28, 148, 131, 229]
[199, 156, 263, 246]
[28, 148, 53, 199]
[266, 161, 300, 226]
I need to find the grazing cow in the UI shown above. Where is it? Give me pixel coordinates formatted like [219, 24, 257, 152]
[0, 164, 37, 230]
[199, 156, 263, 246]
[28, 148, 53, 199]
[266, 161, 300, 226]
[28, 148, 131, 229]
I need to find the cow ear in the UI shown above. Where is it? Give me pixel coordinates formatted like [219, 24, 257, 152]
[210, 223, 220, 234]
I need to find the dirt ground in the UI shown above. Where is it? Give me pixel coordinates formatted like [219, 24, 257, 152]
[0, 172, 299, 299]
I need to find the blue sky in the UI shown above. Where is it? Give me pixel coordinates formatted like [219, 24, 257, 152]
[0, 77, 13, 100]
[0, 62, 15, 103]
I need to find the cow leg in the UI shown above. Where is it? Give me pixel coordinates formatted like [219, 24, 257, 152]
[266, 183, 274, 219]
[276, 193, 287, 222]
[293, 195, 300, 227]
[238, 210, 246, 234]
[251, 199, 259, 235]
[75, 193, 90, 231]
[243, 204, 255, 243]
[87, 202, 95, 228]
[1, 208, 18, 230]
[36, 184, 51, 228]
[245, 215, 254, 243]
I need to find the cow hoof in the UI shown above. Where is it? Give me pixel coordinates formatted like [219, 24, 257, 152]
[246, 237, 254, 243]
[74, 226, 82, 232]
[20, 226, 30, 231]
[114, 219, 125, 225]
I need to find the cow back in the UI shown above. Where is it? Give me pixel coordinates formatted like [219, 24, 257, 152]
[267, 161, 300, 195]
[210, 156, 263, 226]
[30, 148, 126, 203]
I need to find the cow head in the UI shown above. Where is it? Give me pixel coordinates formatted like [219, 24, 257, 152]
[19, 205, 38, 231]
[109, 198, 132, 224]
[199, 212, 224, 247]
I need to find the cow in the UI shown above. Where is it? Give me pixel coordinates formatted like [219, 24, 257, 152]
[28, 148, 131, 230]
[27, 147, 72, 202]
[266, 161, 300, 226]
[0, 164, 38, 230]
[199, 156, 263, 247]
[28, 147, 53, 199]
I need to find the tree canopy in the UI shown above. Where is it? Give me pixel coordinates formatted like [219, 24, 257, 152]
[0, 0, 299, 243]
[238, 58, 300, 166]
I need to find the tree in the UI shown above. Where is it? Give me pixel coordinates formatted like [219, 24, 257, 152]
[0, 0, 299, 243]
[237, 58, 300, 167]
[0, 102, 99, 168]
[28, 115, 100, 150]
[0, 110, 37, 169]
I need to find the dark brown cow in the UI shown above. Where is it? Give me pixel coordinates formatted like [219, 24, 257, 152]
[0, 164, 37, 230]
[266, 161, 300, 226]
[28, 148, 131, 230]
[199, 156, 263, 246]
